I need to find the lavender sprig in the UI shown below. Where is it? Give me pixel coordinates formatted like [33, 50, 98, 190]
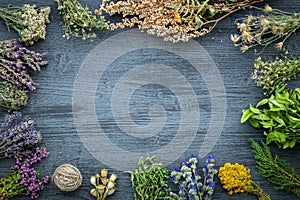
[170, 154, 217, 200]
[0, 147, 50, 199]
[0, 39, 47, 90]
[0, 4, 51, 45]
[0, 112, 42, 159]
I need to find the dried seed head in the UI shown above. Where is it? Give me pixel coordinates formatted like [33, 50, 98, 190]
[90, 188, 97, 197]
[109, 173, 118, 182]
[101, 168, 108, 178]
[107, 181, 115, 189]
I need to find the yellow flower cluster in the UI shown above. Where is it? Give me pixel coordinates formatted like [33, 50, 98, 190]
[218, 163, 253, 195]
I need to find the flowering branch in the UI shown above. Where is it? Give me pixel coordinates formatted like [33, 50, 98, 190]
[170, 154, 217, 200]
[0, 147, 50, 199]
[218, 162, 271, 200]
[55, 0, 107, 40]
[0, 112, 42, 159]
[0, 4, 51, 45]
[0, 39, 48, 91]
[96, 0, 264, 42]
[231, 5, 300, 53]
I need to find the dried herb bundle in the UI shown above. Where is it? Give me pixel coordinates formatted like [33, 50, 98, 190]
[126, 155, 174, 200]
[170, 154, 217, 200]
[241, 86, 300, 149]
[250, 139, 300, 196]
[0, 147, 50, 199]
[0, 81, 28, 111]
[0, 4, 51, 45]
[55, 0, 107, 40]
[0, 112, 42, 159]
[252, 55, 300, 96]
[96, 0, 264, 42]
[232, 5, 300, 52]
[218, 162, 271, 200]
[0, 39, 47, 91]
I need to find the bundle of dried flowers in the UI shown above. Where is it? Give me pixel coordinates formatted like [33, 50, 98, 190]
[0, 81, 28, 111]
[0, 112, 42, 159]
[0, 147, 50, 199]
[0, 39, 47, 91]
[55, 0, 107, 40]
[232, 5, 300, 53]
[0, 4, 51, 45]
[96, 0, 264, 42]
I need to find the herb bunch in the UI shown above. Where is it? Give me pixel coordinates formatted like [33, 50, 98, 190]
[0, 4, 51, 45]
[96, 0, 264, 43]
[252, 55, 300, 96]
[170, 154, 217, 200]
[0, 112, 42, 159]
[126, 155, 174, 200]
[0, 81, 28, 111]
[241, 85, 300, 149]
[55, 0, 107, 40]
[218, 162, 271, 200]
[0, 147, 50, 199]
[232, 5, 300, 53]
[0, 39, 47, 91]
[250, 139, 300, 196]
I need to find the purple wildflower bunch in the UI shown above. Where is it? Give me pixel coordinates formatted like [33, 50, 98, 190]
[170, 154, 217, 200]
[0, 112, 42, 159]
[0, 4, 51, 45]
[231, 5, 300, 53]
[0, 39, 47, 90]
[0, 147, 50, 199]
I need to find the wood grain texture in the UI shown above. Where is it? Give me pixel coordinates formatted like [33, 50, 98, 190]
[0, 0, 300, 199]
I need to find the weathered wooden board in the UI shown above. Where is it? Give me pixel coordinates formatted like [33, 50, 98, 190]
[1, 0, 300, 199]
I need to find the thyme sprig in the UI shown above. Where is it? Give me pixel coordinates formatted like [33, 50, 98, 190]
[0, 81, 28, 111]
[55, 0, 107, 40]
[125, 155, 174, 200]
[252, 55, 300, 96]
[250, 139, 300, 196]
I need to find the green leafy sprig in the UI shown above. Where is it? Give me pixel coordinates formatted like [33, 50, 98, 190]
[241, 86, 300, 149]
[55, 0, 107, 40]
[250, 139, 300, 195]
[125, 155, 175, 200]
[252, 55, 300, 96]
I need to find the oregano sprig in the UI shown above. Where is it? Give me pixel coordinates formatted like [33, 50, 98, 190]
[241, 85, 300, 149]
[250, 139, 300, 196]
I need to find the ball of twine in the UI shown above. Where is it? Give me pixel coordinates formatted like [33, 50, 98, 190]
[53, 164, 82, 192]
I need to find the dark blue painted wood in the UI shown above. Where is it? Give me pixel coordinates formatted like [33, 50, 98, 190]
[0, 0, 300, 199]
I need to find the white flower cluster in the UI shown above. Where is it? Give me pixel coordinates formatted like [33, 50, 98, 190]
[17, 4, 51, 45]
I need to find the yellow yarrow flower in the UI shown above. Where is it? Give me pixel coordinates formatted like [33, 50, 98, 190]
[218, 163, 271, 200]
[174, 12, 181, 23]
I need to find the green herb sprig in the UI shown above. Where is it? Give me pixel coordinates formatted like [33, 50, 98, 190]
[241, 85, 300, 149]
[252, 55, 300, 96]
[126, 155, 174, 200]
[0, 81, 28, 111]
[250, 139, 300, 195]
[55, 0, 107, 40]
